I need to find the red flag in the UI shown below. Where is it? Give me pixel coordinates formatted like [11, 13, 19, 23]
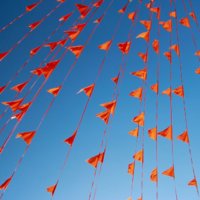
[0, 86, 6, 94]
[128, 12, 136, 22]
[170, 44, 180, 56]
[64, 131, 77, 146]
[96, 110, 111, 124]
[150, 83, 159, 93]
[75, 4, 90, 19]
[0, 176, 12, 190]
[162, 166, 175, 177]
[26, 2, 39, 12]
[158, 126, 172, 140]
[100, 100, 116, 115]
[2, 98, 23, 112]
[41, 60, 60, 79]
[16, 131, 36, 145]
[94, 15, 104, 24]
[59, 13, 72, 22]
[118, 2, 128, 14]
[188, 178, 198, 186]
[177, 131, 189, 143]
[173, 86, 184, 97]
[0, 51, 9, 61]
[138, 52, 148, 63]
[179, 17, 190, 28]
[149, 7, 160, 19]
[86, 152, 105, 168]
[118, 41, 131, 54]
[164, 51, 172, 63]
[11, 81, 28, 93]
[30, 46, 41, 56]
[29, 20, 42, 30]
[189, 12, 197, 22]
[68, 45, 84, 58]
[65, 30, 81, 42]
[152, 39, 159, 54]
[140, 20, 152, 31]
[93, 0, 104, 8]
[111, 74, 119, 85]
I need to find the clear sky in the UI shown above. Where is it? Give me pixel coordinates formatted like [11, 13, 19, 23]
[0, 0, 200, 200]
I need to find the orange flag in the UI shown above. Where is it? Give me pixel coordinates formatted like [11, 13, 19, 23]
[170, 44, 180, 56]
[195, 67, 200, 74]
[0, 176, 12, 190]
[11, 81, 29, 93]
[136, 31, 150, 42]
[133, 112, 145, 126]
[152, 39, 159, 54]
[77, 84, 95, 97]
[30, 46, 41, 56]
[18, 102, 32, 112]
[93, 0, 104, 8]
[64, 130, 77, 146]
[162, 166, 175, 177]
[138, 52, 148, 63]
[128, 128, 139, 137]
[29, 20, 41, 30]
[162, 88, 172, 96]
[159, 20, 172, 32]
[131, 68, 147, 80]
[189, 12, 197, 22]
[2, 98, 23, 112]
[86, 152, 105, 168]
[173, 86, 184, 97]
[177, 131, 189, 143]
[150, 168, 158, 182]
[98, 40, 112, 51]
[158, 126, 172, 140]
[129, 88, 143, 101]
[96, 110, 111, 124]
[0, 86, 6, 94]
[41, 60, 60, 79]
[150, 83, 159, 93]
[128, 162, 135, 175]
[148, 127, 157, 141]
[68, 45, 84, 58]
[75, 4, 90, 19]
[16, 131, 36, 145]
[59, 13, 72, 22]
[47, 86, 62, 97]
[150, 7, 160, 19]
[26, 2, 39, 12]
[118, 41, 131, 54]
[128, 12, 136, 22]
[64, 30, 81, 42]
[0, 52, 9, 61]
[188, 178, 198, 186]
[140, 20, 152, 31]
[169, 11, 177, 18]
[100, 100, 116, 115]
[164, 51, 172, 63]
[133, 149, 144, 163]
[195, 50, 200, 56]
[179, 17, 191, 28]
[47, 183, 58, 196]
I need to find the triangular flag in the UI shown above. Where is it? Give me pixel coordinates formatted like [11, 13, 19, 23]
[16, 131, 36, 145]
[128, 12, 136, 22]
[136, 31, 150, 42]
[162, 88, 172, 96]
[179, 17, 190, 28]
[189, 12, 197, 22]
[133, 149, 144, 163]
[150, 83, 159, 93]
[47, 183, 58, 196]
[26, 2, 39, 12]
[47, 86, 62, 97]
[11, 81, 29, 93]
[68, 45, 84, 58]
[188, 178, 198, 186]
[2, 98, 23, 112]
[131, 68, 147, 80]
[128, 128, 139, 137]
[77, 84, 95, 97]
[0, 51, 9, 61]
[195, 67, 200, 74]
[170, 44, 180, 56]
[75, 4, 90, 19]
[138, 52, 148, 63]
[98, 40, 112, 51]
[29, 20, 41, 30]
[164, 51, 172, 63]
[129, 88, 143, 101]
[133, 112, 145, 126]
[0, 176, 12, 190]
[150, 168, 158, 182]
[159, 19, 172, 32]
[118, 3, 128, 14]
[140, 20, 152, 31]
[86, 152, 105, 168]
[59, 13, 72, 22]
[169, 11, 177, 18]
[64, 130, 77, 146]
[158, 126, 172, 140]
[0, 86, 6, 94]
[148, 127, 157, 141]
[128, 162, 135, 175]
[162, 166, 175, 177]
[173, 86, 184, 97]
[30, 46, 41, 56]
[152, 39, 159, 54]
[177, 131, 189, 143]
[100, 100, 116, 115]
[96, 110, 111, 124]
[111, 74, 119, 85]
[93, 0, 104, 8]
[94, 15, 104, 24]
[118, 41, 131, 54]
[150, 7, 160, 19]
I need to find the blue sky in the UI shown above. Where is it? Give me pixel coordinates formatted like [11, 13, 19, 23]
[0, 0, 200, 200]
